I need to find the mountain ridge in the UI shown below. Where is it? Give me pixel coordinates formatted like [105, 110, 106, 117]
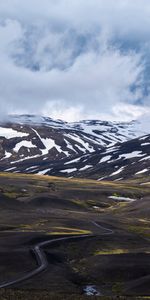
[0, 114, 149, 180]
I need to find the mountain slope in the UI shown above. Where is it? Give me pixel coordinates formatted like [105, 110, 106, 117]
[0, 114, 149, 179]
[46, 135, 150, 180]
[0, 115, 104, 165]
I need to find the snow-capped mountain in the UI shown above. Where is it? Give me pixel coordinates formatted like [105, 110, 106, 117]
[0, 115, 104, 165]
[0, 114, 149, 179]
[46, 134, 150, 180]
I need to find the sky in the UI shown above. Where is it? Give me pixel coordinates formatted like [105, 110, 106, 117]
[0, 0, 150, 122]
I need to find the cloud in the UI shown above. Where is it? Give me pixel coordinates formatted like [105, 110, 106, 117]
[0, 0, 150, 121]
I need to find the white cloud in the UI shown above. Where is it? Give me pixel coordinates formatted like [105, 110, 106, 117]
[42, 102, 84, 122]
[111, 104, 150, 121]
[0, 19, 23, 55]
[0, 0, 149, 122]
[0, 42, 144, 117]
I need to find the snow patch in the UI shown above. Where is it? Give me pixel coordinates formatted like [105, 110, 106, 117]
[14, 141, 36, 152]
[5, 167, 16, 171]
[11, 154, 40, 164]
[38, 169, 52, 175]
[0, 151, 12, 160]
[65, 134, 94, 153]
[119, 151, 145, 159]
[79, 165, 92, 171]
[0, 127, 28, 139]
[99, 155, 111, 163]
[141, 143, 150, 146]
[97, 177, 106, 181]
[140, 156, 150, 161]
[26, 166, 39, 171]
[136, 169, 148, 175]
[108, 196, 136, 202]
[60, 168, 77, 173]
[32, 128, 69, 156]
[65, 157, 81, 165]
[110, 166, 125, 176]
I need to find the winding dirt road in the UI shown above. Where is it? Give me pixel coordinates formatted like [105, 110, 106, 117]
[0, 222, 114, 289]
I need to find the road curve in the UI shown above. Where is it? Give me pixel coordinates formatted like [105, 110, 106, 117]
[92, 221, 114, 235]
[0, 222, 114, 289]
[0, 234, 90, 288]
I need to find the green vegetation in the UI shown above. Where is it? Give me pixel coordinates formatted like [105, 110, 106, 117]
[112, 282, 124, 295]
[95, 249, 128, 255]
[71, 199, 87, 208]
[127, 225, 150, 238]
[48, 227, 91, 235]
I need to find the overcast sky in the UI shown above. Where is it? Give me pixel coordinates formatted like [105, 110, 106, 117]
[0, 0, 150, 121]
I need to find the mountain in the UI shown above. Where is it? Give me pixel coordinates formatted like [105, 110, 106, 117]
[0, 114, 149, 179]
[47, 134, 150, 181]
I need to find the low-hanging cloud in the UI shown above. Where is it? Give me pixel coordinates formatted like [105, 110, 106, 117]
[0, 0, 150, 121]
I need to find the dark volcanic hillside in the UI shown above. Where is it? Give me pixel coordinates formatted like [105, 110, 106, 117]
[0, 114, 149, 179]
[47, 134, 150, 181]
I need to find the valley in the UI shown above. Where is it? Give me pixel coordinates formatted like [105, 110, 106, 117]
[1, 0, 150, 298]
[0, 115, 150, 299]
[0, 173, 149, 299]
